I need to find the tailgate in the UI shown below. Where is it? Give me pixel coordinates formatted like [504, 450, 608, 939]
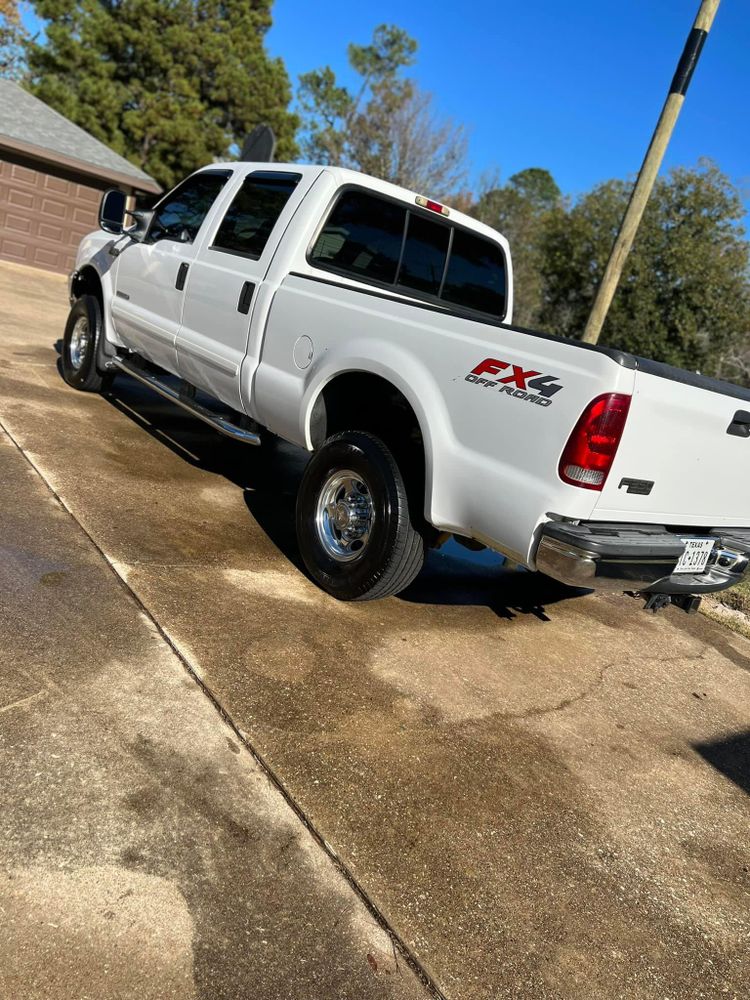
[592, 364, 750, 527]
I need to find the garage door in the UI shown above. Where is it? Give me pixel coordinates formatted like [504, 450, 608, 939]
[0, 155, 105, 274]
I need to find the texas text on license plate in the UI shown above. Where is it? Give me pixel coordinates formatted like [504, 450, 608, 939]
[674, 538, 715, 575]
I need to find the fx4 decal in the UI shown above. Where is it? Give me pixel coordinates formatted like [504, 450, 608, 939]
[464, 357, 563, 407]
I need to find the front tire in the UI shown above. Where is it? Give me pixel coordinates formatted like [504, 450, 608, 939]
[296, 431, 425, 601]
[62, 294, 110, 392]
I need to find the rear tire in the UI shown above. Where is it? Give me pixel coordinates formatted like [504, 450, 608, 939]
[62, 294, 111, 392]
[296, 431, 425, 601]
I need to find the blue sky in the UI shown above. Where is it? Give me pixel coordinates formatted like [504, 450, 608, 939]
[22, 1, 748, 212]
[267, 0, 748, 210]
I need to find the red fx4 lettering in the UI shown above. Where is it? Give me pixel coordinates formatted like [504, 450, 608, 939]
[471, 358, 541, 390]
[469, 357, 564, 399]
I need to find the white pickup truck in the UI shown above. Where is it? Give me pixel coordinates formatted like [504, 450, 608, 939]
[63, 161, 750, 609]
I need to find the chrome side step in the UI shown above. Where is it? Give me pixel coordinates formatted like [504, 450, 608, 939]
[112, 355, 262, 445]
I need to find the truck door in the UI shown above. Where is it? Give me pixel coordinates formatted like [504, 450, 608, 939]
[111, 170, 232, 374]
[176, 170, 307, 412]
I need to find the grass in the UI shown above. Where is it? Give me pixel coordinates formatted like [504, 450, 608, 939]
[716, 578, 750, 615]
[700, 578, 750, 639]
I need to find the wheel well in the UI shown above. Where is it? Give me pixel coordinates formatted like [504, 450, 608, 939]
[312, 371, 428, 519]
[70, 265, 116, 368]
[71, 266, 103, 311]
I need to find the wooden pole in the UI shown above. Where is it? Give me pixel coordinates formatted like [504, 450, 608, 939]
[581, 0, 720, 345]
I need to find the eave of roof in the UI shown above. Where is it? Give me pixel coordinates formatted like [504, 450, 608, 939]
[0, 81, 161, 194]
[0, 133, 162, 194]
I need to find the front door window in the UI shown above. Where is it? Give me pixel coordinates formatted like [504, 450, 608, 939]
[147, 171, 230, 244]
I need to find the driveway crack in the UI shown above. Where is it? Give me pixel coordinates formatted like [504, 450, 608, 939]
[505, 659, 618, 720]
[505, 644, 711, 721]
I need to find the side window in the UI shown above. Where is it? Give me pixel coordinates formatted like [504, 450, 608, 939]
[441, 229, 506, 317]
[212, 171, 301, 259]
[310, 190, 405, 283]
[147, 172, 229, 244]
[396, 213, 450, 296]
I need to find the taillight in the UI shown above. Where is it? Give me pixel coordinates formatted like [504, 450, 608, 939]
[559, 393, 631, 490]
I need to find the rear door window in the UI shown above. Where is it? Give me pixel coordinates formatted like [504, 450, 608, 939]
[212, 171, 301, 259]
[309, 190, 405, 283]
[147, 171, 230, 244]
[441, 229, 506, 317]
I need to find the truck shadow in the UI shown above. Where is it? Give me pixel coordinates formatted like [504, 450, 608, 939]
[401, 546, 589, 621]
[693, 731, 750, 797]
[97, 373, 586, 619]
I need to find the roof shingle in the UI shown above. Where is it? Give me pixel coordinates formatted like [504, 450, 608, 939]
[0, 80, 159, 191]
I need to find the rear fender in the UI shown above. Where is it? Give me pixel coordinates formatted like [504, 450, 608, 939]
[302, 341, 456, 525]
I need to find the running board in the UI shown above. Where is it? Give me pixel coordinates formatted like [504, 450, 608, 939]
[112, 355, 262, 445]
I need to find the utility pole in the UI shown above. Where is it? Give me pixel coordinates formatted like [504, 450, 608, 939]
[581, 0, 720, 345]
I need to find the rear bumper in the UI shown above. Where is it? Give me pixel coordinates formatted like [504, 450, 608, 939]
[536, 521, 750, 595]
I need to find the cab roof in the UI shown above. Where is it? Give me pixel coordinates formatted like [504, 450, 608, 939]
[200, 161, 510, 253]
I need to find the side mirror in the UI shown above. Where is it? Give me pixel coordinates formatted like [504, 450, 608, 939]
[98, 189, 127, 234]
[124, 208, 154, 243]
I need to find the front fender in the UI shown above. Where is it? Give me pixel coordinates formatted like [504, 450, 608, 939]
[75, 230, 119, 275]
[73, 231, 125, 346]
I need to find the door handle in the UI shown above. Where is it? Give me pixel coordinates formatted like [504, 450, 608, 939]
[175, 262, 189, 290]
[237, 281, 256, 315]
[727, 410, 750, 437]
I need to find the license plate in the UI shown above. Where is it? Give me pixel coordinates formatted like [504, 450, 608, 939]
[674, 538, 715, 575]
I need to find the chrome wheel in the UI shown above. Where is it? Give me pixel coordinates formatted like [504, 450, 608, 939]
[315, 469, 374, 562]
[69, 316, 90, 371]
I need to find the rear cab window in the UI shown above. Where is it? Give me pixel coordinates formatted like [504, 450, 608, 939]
[441, 228, 506, 316]
[308, 189, 404, 282]
[309, 188, 506, 319]
[397, 214, 450, 296]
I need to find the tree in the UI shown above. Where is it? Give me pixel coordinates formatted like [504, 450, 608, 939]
[718, 341, 750, 386]
[298, 24, 468, 198]
[0, 0, 27, 79]
[539, 161, 750, 377]
[367, 87, 468, 198]
[471, 168, 561, 327]
[24, 0, 298, 189]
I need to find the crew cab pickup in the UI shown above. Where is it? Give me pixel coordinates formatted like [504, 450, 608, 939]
[63, 162, 750, 606]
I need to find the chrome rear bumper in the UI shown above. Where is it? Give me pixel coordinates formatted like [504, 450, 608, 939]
[535, 522, 750, 595]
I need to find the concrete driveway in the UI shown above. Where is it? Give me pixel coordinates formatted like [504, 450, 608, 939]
[1, 259, 749, 1000]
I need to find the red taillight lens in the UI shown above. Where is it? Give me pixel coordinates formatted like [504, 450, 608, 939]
[559, 393, 631, 490]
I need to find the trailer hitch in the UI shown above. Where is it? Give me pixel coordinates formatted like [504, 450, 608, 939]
[638, 593, 702, 615]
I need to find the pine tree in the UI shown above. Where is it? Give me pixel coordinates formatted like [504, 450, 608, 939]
[25, 0, 297, 188]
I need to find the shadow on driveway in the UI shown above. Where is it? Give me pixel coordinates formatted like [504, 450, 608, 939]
[87, 368, 587, 620]
[693, 731, 750, 796]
